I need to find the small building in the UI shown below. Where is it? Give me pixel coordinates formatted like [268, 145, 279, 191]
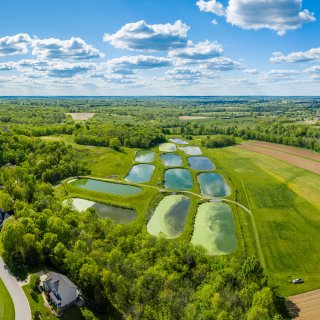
[0, 209, 12, 230]
[40, 272, 81, 309]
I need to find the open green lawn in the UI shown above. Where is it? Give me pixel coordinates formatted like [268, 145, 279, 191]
[208, 146, 320, 297]
[0, 279, 15, 320]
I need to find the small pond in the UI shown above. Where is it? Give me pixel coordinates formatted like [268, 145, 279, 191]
[125, 164, 155, 183]
[179, 146, 202, 155]
[188, 156, 215, 170]
[67, 198, 136, 224]
[197, 173, 230, 197]
[169, 138, 188, 145]
[69, 178, 143, 196]
[191, 202, 237, 255]
[147, 195, 190, 238]
[135, 151, 154, 163]
[164, 169, 193, 190]
[161, 153, 183, 167]
[159, 143, 177, 152]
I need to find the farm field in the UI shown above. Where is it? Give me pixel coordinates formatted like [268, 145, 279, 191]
[65, 113, 96, 121]
[0, 278, 14, 320]
[209, 146, 320, 297]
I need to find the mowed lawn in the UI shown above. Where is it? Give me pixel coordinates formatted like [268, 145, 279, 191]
[0, 278, 15, 320]
[209, 146, 320, 297]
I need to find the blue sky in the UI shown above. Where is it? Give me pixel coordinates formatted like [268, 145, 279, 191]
[0, 0, 319, 95]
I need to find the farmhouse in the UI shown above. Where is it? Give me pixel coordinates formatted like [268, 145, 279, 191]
[40, 272, 81, 309]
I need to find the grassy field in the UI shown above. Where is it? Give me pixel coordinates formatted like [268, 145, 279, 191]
[208, 146, 320, 297]
[0, 278, 15, 320]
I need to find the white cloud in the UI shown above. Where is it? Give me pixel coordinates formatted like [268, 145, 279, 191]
[0, 62, 17, 71]
[32, 37, 104, 60]
[270, 48, 320, 63]
[169, 40, 223, 60]
[196, 0, 225, 16]
[243, 68, 259, 74]
[103, 20, 189, 51]
[263, 69, 301, 81]
[197, 0, 315, 35]
[211, 19, 218, 25]
[205, 57, 243, 70]
[0, 34, 31, 56]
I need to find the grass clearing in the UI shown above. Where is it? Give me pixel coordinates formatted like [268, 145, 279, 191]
[0, 278, 14, 320]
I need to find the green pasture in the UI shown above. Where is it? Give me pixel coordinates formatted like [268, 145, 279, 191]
[0, 278, 14, 320]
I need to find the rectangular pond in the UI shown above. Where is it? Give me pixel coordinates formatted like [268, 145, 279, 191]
[179, 146, 202, 155]
[68, 178, 143, 196]
[159, 143, 177, 152]
[191, 202, 237, 255]
[125, 164, 155, 183]
[135, 150, 155, 163]
[67, 198, 137, 224]
[188, 156, 215, 170]
[169, 138, 188, 145]
[197, 173, 230, 197]
[147, 195, 190, 239]
[161, 153, 183, 167]
[164, 169, 193, 190]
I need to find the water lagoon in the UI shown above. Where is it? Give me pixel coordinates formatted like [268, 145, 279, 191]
[69, 178, 143, 196]
[135, 151, 155, 163]
[159, 143, 177, 152]
[161, 153, 183, 167]
[197, 173, 230, 197]
[188, 157, 215, 171]
[169, 138, 188, 145]
[125, 164, 155, 183]
[164, 169, 193, 190]
[147, 195, 190, 238]
[69, 198, 136, 224]
[191, 202, 237, 255]
[179, 146, 202, 155]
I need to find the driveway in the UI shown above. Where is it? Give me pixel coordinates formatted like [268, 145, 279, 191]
[0, 257, 31, 320]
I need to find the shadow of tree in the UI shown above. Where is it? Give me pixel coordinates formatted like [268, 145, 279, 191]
[285, 299, 301, 318]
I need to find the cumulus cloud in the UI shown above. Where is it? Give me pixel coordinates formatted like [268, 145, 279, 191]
[103, 20, 189, 51]
[46, 62, 95, 77]
[0, 62, 17, 71]
[169, 40, 223, 60]
[196, 0, 225, 16]
[197, 0, 315, 35]
[205, 57, 243, 71]
[263, 69, 301, 81]
[104, 55, 172, 74]
[0, 34, 31, 56]
[243, 68, 259, 74]
[31, 37, 104, 60]
[270, 48, 320, 63]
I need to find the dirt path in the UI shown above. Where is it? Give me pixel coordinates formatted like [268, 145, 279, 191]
[286, 289, 320, 319]
[237, 144, 320, 175]
[246, 141, 320, 162]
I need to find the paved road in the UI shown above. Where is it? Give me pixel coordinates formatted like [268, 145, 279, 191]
[0, 257, 31, 320]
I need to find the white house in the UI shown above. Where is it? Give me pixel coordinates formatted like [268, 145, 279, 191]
[40, 272, 80, 309]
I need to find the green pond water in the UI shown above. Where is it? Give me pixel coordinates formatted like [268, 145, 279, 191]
[69, 178, 143, 196]
[188, 156, 215, 170]
[164, 169, 193, 190]
[147, 195, 190, 238]
[161, 153, 183, 167]
[135, 151, 154, 163]
[179, 146, 202, 155]
[159, 143, 177, 152]
[197, 173, 230, 197]
[191, 202, 237, 255]
[169, 138, 188, 145]
[68, 198, 136, 224]
[125, 164, 155, 183]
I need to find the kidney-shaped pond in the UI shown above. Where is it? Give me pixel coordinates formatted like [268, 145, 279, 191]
[169, 138, 188, 145]
[164, 169, 193, 190]
[161, 154, 182, 167]
[135, 151, 154, 163]
[197, 173, 230, 197]
[147, 195, 190, 238]
[191, 202, 237, 255]
[179, 146, 202, 155]
[69, 178, 143, 196]
[68, 198, 136, 224]
[125, 164, 155, 183]
[159, 143, 177, 152]
[188, 156, 215, 170]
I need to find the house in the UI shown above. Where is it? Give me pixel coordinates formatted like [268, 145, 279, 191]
[40, 272, 81, 309]
[0, 209, 12, 230]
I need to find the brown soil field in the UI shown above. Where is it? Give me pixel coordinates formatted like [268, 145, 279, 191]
[66, 113, 96, 120]
[246, 141, 320, 162]
[179, 116, 210, 120]
[237, 144, 320, 175]
[286, 289, 320, 319]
